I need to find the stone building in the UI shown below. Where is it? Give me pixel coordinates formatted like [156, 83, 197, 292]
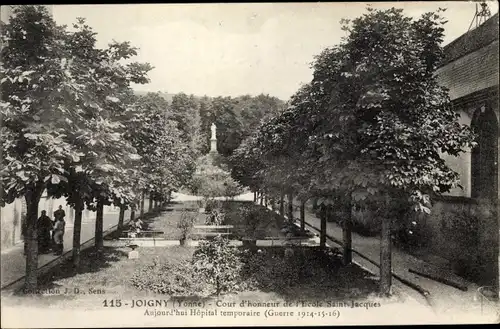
[418, 12, 499, 291]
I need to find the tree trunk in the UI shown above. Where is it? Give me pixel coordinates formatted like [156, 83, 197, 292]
[287, 193, 294, 221]
[380, 197, 392, 296]
[130, 206, 136, 222]
[117, 205, 126, 237]
[279, 193, 285, 216]
[342, 195, 352, 265]
[253, 191, 257, 203]
[148, 192, 153, 212]
[95, 198, 104, 250]
[72, 198, 84, 268]
[300, 201, 305, 231]
[320, 206, 327, 248]
[140, 191, 145, 219]
[24, 183, 44, 291]
[259, 192, 264, 205]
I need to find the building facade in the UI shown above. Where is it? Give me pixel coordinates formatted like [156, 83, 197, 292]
[419, 13, 499, 291]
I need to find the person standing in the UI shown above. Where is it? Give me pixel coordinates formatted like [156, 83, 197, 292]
[52, 216, 66, 256]
[37, 210, 53, 254]
[52, 205, 65, 249]
[53, 205, 66, 221]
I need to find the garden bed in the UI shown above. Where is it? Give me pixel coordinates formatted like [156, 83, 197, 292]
[2, 243, 387, 310]
[146, 201, 315, 241]
[146, 209, 208, 240]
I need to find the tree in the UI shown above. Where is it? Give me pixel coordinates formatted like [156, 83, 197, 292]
[230, 7, 476, 297]
[1, 5, 152, 281]
[1, 5, 92, 289]
[309, 8, 475, 295]
[211, 95, 285, 157]
[56, 17, 150, 263]
[124, 92, 197, 212]
[170, 93, 204, 156]
[198, 96, 214, 154]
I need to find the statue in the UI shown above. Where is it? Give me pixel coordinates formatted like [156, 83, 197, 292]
[211, 123, 216, 140]
[210, 123, 217, 153]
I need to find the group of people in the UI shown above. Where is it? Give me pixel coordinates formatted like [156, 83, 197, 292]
[36, 205, 66, 255]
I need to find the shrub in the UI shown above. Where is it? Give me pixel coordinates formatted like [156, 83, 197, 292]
[222, 177, 244, 199]
[189, 154, 244, 198]
[240, 248, 343, 292]
[241, 250, 300, 289]
[177, 211, 197, 240]
[204, 198, 219, 213]
[205, 209, 224, 226]
[350, 204, 381, 236]
[192, 236, 245, 296]
[222, 203, 272, 239]
[440, 205, 483, 280]
[130, 260, 211, 297]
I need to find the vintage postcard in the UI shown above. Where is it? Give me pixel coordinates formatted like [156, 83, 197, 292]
[1, 2, 499, 327]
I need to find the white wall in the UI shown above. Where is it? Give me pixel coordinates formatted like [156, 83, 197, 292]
[440, 110, 472, 198]
[0, 199, 23, 249]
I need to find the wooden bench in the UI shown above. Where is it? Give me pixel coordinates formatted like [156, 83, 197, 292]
[192, 225, 234, 237]
[122, 230, 165, 238]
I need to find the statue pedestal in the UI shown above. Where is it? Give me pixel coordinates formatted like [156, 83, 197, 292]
[210, 138, 217, 153]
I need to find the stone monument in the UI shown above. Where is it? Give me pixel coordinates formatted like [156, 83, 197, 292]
[210, 123, 217, 153]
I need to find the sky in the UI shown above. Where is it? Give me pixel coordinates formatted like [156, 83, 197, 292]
[52, 1, 499, 101]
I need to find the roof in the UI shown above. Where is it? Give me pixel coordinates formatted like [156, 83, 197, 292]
[441, 12, 499, 66]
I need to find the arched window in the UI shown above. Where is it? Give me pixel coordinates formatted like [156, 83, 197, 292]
[471, 106, 499, 201]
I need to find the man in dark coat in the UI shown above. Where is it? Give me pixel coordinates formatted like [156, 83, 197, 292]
[37, 210, 53, 254]
[53, 205, 66, 221]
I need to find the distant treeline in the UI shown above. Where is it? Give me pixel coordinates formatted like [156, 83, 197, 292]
[135, 91, 286, 156]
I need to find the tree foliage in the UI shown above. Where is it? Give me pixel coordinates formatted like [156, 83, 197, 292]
[228, 7, 476, 295]
[0, 5, 195, 288]
[232, 6, 475, 210]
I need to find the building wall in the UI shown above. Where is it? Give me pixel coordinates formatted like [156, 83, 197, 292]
[436, 40, 499, 101]
[0, 199, 24, 249]
[423, 15, 499, 287]
[421, 99, 499, 287]
[0, 192, 145, 250]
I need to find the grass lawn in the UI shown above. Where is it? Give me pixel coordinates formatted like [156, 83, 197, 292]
[148, 201, 313, 241]
[1, 242, 401, 311]
[146, 208, 208, 240]
[222, 201, 287, 239]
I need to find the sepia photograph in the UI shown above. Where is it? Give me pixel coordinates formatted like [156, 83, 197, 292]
[0, 1, 499, 327]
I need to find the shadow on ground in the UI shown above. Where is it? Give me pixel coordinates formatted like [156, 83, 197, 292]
[240, 246, 380, 303]
[25, 247, 129, 293]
